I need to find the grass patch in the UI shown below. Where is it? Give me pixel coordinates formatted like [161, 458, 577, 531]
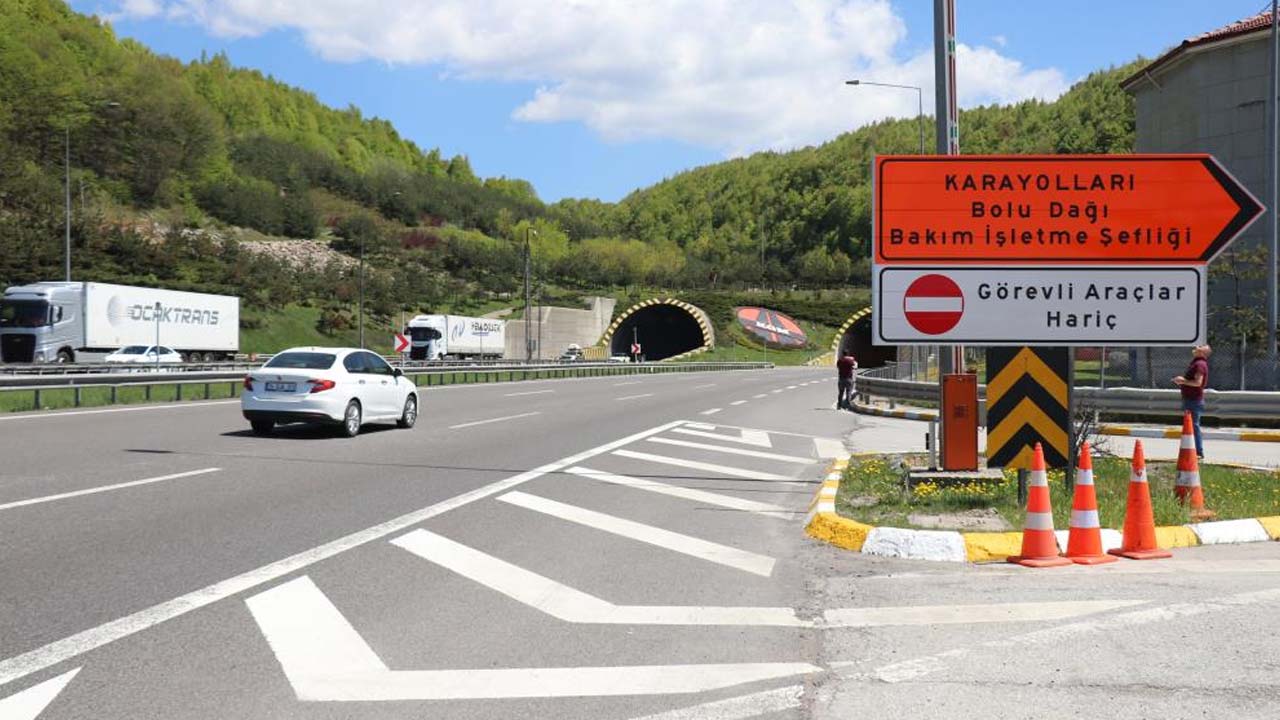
[0, 381, 242, 413]
[837, 454, 1279, 530]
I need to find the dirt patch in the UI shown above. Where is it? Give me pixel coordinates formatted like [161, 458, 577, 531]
[907, 508, 1012, 532]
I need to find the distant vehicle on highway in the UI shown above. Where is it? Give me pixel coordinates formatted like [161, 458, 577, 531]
[104, 345, 184, 364]
[558, 344, 584, 362]
[0, 281, 239, 364]
[608, 354, 632, 363]
[404, 314, 504, 361]
[241, 347, 418, 438]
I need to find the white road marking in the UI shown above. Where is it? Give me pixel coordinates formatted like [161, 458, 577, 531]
[867, 589, 1280, 683]
[786, 385, 798, 390]
[246, 577, 819, 701]
[729, 400, 747, 406]
[0, 468, 221, 512]
[612, 449, 797, 482]
[613, 381, 643, 387]
[447, 411, 541, 429]
[692, 384, 717, 389]
[625, 685, 805, 720]
[753, 394, 768, 399]
[683, 422, 716, 430]
[0, 668, 80, 720]
[702, 422, 832, 440]
[617, 393, 655, 401]
[669, 427, 771, 447]
[503, 389, 555, 397]
[0, 420, 685, 690]
[647, 437, 811, 464]
[825, 600, 1146, 630]
[498, 491, 776, 576]
[699, 408, 722, 416]
[566, 466, 791, 519]
[0, 400, 239, 422]
[394, 530, 798, 624]
[770, 389, 784, 394]
[813, 438, 846, 459]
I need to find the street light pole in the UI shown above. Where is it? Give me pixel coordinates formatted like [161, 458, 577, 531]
[358, 233, 365, 349]
[1269, 0, 1279, 384]
[64, 125, 71, 282]
[844, 79, 925, 154]
[524, 226, 536, 361]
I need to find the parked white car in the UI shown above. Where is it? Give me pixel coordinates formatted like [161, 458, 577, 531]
[241, 347, 418, 437]
[104, 345, 184, 364]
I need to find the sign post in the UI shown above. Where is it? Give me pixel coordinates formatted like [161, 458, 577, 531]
[872, 153, 1264, 469]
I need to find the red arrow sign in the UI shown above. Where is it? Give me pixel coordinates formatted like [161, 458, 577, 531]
[393, 332, 410, 353]
[875, 154, 1264, 264]
[631, 343, 642, 354]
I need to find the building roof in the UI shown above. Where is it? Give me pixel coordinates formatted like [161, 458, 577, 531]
[1122, 10, 1275, 90]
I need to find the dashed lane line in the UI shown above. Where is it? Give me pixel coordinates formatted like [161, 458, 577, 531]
[699, 408, 722, 416]
[0, 468, 221, 512]
[497, 491, 777, 576]
[616, 393, 656, 401]
[729, 400, 747, 406]
[448, 411, 541, 429]
[503, 389, 555, 397]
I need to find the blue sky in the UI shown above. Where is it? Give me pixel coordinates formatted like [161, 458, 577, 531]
[75, 1, 1269, 203]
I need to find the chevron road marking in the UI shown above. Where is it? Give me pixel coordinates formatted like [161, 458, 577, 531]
[0, 669, 80, 720]
[497, 491, 777, 576]
[393, 530, 803, 625]
[612, 450, 797, 482]
[624, 684, 805, 720]
[645, 437, 812, 464]
[670, 427, 772, 447]
[813, 438, 846, 459]
[245, 576, 821, 701]
[565, 466, 792, 519]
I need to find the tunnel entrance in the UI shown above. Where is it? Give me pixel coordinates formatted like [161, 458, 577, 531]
[606, 300, 711, 361]
[834, 308, 896, 368]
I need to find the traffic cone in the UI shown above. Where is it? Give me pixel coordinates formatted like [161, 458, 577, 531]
[1175, 412, 1215, 521]
[1064, 441, 1117, 565]
[1008, 443, 1071, 568]
[1108, 441, 1171, 560]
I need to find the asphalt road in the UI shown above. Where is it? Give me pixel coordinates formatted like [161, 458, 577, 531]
[1, 367, 1277, 720]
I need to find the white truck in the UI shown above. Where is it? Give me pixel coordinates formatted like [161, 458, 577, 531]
[404, 314, 505, 361]
[0, 282, 240, 363]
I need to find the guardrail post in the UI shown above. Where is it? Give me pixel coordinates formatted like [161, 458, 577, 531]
[111, 385, 118, 404]
[204, 383, 211, 400]
[176, 384, 183, 401]
[145, 385, 151, 401]
[33, 388, 41, 410]
[74, 386, 82, 407]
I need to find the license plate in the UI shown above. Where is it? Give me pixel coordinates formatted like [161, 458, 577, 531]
[265, 382, 296, 392]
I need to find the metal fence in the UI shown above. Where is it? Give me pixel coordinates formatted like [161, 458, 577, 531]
[0, 361, 774, 413]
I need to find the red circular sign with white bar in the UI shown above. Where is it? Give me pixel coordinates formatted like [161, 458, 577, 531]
[903, 273, 964, 335]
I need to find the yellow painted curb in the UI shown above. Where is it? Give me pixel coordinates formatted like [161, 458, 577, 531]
[1240, 432, 1280, 442]
[1258, 516, 1280, 540]
[806, 512, 874, 552]
[1154, 525, 1201, 549]
[963, 532, 1024, 563]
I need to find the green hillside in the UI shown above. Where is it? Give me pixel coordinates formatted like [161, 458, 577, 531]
[0, 0, 1143, 350]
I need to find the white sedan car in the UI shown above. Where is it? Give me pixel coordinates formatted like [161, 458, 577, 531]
[104, 345, 184, 364]
[241, 347, 418, 437]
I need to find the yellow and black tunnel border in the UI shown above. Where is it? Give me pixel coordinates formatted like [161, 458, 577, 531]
[600, 297, 716, 361]
[830, 307, 873, 354]
[830, 306, 897, 369]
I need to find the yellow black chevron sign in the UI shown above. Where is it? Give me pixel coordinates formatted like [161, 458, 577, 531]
[985, 347, 1071, 469]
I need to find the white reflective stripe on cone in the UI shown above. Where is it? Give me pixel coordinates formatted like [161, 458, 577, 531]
[1130, 470, 1148, 484]
[1070, 509, 1100, 528]
[1177, 471, 1201, 487]
[1024, 511, 1055, 530]
[1075, 469, 1094, 486]
[1028, 470, 1049, 487]
[1180, 435, 1195, 450]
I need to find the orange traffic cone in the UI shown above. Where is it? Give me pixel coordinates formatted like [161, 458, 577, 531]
[1175, 412, 1215, 521]
[1064, 441, 1117, 565]
[1108, 440, 1171, 560]
[1008, 443, 1071, 568]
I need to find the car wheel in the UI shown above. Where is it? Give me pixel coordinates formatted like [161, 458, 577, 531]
[397, 395, 418, 429]
[55, 349, 72, 363]
[341, 400, 362, 437]
[250, 419, 274, 436]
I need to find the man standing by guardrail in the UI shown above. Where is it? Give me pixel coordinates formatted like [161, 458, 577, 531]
[1174, 344, 1211, 459]
[837, 352, 857, 410]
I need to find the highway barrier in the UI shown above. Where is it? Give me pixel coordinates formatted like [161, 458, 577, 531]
[0, 361, 774, 413]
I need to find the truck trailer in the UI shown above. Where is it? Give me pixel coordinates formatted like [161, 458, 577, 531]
[0, 282, 240, 363]
[404, 314, 505, 361]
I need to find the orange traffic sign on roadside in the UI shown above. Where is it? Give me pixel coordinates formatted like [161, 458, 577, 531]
[874, 154, 1264, 264]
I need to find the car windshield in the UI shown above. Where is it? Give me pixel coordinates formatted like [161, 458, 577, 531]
[264, 352, 336, 370]
[0, 300, 50, 328]
[118, 346, 148, 355]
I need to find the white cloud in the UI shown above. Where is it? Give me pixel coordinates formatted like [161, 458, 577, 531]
[110, 0, 1068, 156]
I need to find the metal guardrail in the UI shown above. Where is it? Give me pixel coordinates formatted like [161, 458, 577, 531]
[0, 361, 773, 412]
[855, 368, 1280, 421]
[0, 356, 588, 376]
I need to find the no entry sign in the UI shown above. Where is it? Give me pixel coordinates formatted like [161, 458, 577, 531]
[871, 153, 1262, 346]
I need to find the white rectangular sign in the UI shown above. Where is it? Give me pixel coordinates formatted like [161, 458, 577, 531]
[873, 266, 1204, 346]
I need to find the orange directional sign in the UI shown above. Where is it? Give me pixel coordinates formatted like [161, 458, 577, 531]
[875, 154, 1264, 264]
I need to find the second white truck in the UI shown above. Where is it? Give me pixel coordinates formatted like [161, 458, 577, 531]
[404, 314, 505, 361]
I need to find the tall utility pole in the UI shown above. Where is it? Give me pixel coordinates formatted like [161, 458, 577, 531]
[933, 0, 959, 456]
[1269, 0, 1279, 385]
[524, 227, 535, 361]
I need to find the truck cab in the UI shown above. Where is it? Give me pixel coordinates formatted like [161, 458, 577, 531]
[405, 315, 447, 361]
[0, 282, 82, 363]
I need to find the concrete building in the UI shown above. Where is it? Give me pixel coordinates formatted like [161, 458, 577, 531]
[504, 296, 616, 360]
[1122, 11, 1277, 388]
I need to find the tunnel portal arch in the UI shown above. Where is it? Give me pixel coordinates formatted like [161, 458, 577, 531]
[602, 298, 714, 361]
[831, 307, 897, 368]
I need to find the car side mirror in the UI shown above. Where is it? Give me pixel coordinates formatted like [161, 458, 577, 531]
[393, 368, 404, 378]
